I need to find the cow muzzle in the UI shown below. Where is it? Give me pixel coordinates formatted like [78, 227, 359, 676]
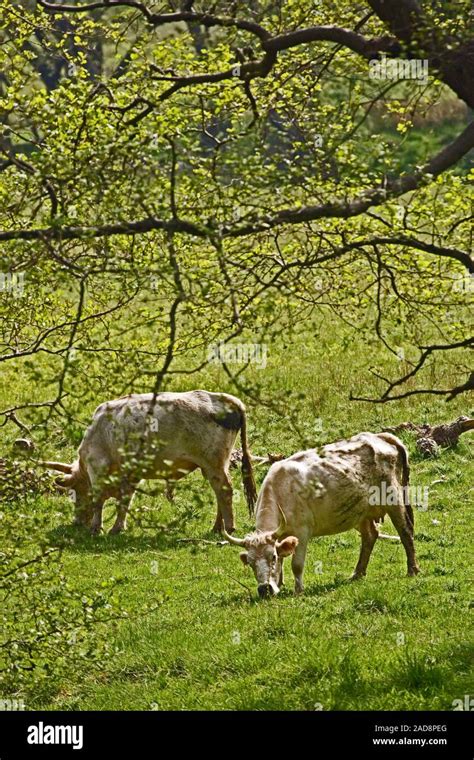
[257, 583, 279, 599]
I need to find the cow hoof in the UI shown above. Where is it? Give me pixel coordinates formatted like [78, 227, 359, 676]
[350, 572, 365, 581]
[407, 566, 421, 577]
[90, 525, 102, 536]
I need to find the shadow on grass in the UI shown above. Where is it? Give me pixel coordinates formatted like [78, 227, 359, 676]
[212, 575, 351, 607]
[374, 641, 474, 707]
[438, 641, 474, 701]
[46, 521, 232, 555]
[212, 591, 260, 607]
[46, 523, 179, 553]
[299, 577, 351, 598]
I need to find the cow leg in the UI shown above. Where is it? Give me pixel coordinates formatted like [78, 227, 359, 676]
[291, 534, 309, 594]
[212, 509, 224, 533]
[90, 497, 105, 535]
[109, 485, 135, 535]
[351, 519, 378, 580]
[87, 460, 109, 535]
[73, 502, 94, 528]
[388, 505, 420, 577]
[206, 470, 234, 533]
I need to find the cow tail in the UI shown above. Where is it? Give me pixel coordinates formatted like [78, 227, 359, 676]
[379, 433, 414, 532]
[240, 409, 257, 516]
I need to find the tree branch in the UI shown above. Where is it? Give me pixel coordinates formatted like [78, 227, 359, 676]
[266, 27, 399, 58]
[367, 0, 474, 108]
[1, 118, 473, 244]
[351, 336, 474, 403]
[336, 236, 473, 273]
[37, 2, 271, 41]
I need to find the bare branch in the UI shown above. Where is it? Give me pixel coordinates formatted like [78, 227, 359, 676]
[351, 337, 474, 403]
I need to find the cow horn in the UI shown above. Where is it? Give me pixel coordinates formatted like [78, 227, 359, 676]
[38, 460, 73, 474]
[222, 529, 247, 547]
[55, 475, 74, 489]
[272, 504, 287, 540]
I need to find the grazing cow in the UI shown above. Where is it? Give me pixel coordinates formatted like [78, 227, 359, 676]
[225, 432, 420, 597]
[42, 390, 256, 535]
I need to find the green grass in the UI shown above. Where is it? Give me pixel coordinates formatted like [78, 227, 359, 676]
[2, 326, 473, 711]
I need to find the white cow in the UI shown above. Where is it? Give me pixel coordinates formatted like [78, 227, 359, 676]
[42, 390, 256, 535]
[225, 432, 420, 597]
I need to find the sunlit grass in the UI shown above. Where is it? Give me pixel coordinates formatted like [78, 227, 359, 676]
[1, 326, 472, 710]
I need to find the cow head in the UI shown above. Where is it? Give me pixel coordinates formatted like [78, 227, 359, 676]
[43, 461, 93, 527]
[224, 507, 298, 598]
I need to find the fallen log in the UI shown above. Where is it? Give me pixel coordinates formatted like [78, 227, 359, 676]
[229, 449, 285, 469]
[383, 416, 474, 456]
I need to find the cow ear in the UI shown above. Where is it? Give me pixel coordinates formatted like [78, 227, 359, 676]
[239, 552, 249, 565]
[276, 537, 298, 557]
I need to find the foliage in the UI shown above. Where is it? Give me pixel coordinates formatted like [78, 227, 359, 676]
[0, 0, 471, 421]
[0, 492, 130, 705]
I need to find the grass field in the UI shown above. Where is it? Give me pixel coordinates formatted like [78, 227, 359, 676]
[2, 325, 473, 711]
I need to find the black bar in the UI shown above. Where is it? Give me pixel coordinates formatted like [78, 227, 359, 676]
[0, 710, 471, 758]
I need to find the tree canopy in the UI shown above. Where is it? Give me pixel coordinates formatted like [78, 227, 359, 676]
[0, 0, 472, 435]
